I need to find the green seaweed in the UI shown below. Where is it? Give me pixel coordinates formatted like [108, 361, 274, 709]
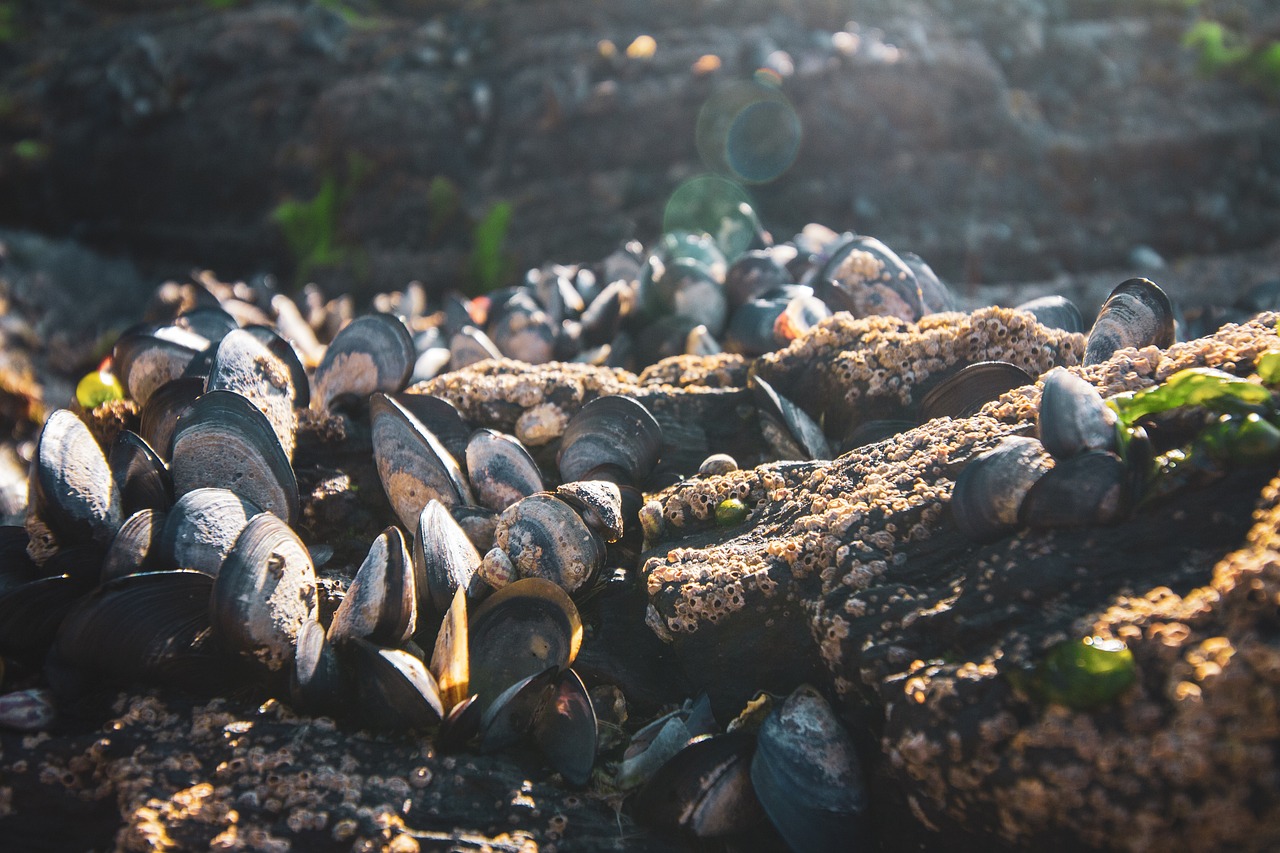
[272, 153, 372, 287]
[1107, 367, 1273, 427]
[466, 201, 515, 296]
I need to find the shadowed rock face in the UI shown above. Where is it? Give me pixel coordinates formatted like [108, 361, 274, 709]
[639, 310, 1280, 849]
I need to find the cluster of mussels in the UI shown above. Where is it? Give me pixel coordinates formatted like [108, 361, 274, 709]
[0, 214, 1201, 850]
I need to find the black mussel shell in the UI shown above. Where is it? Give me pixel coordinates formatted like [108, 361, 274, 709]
[109, 430, 173, 517]
[750, 685, 868, 853]
[313, 312, 415, 412]
[725, 249, 791, 309]
[0, 526, 37, 594]
[478, 666, 558, 754]
[33, 409, 123, 550]
[818, 235, 923, 322]
[487, 494, 606, 595]
[773, 293, 832, 345]
[532, 668, 598, 786]
[102, 508, 168, 582]
[113, 325, 208, 405]
[47, 570, 228, 696]
[579, 281, 632, 347]
[211, 512, 317, 672]
[157, 488, 260, 578]
[1019, 450, 1128, 529]
[468, 577, 582, 713]
[751, 375, 832, 461]
[466, 429, 544, 513]
[392, 393, 471, 467]
[0, 574, 93, 663]
[175, 306, 238, 341]
[1084, 278, 1175, 366]
[554, 480, 625, 543]
[450, 325, 503, 370]
[437, 694, 482, 752]
[951, 436, 1054, 542]
[371, 392, 475, 531]
[171, 390, 300, 526]
[491, 304, 556, 365]
[724, 296, 786, 357]
[206, 328, 298, 459]
[901, 251, 955, 315]
[557, 395, 663, 486]
[244, 324, 310, 409]
[632, 732, 765, 838]
[451, 504, 499, 554]
[413, 499, 483, 624]
[291, 617, 351, 718]
[842, 419, 917, 452]
[1016, 294, 1084, 334]
[1037, 368, 1119, 459]
[348, 637, 445, 731]
[139, 377, 203, 462]
[917, 361, 1034, 423]
[329, 526, 417, 647]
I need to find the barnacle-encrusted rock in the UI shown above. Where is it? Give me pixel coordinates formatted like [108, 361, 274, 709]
[643, 311, 1280, 848]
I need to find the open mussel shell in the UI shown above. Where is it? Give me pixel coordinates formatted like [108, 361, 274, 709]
[392, 393, 471, 466]
[557, 395, 663, 486]
[171, 390, 300, 526]
[413, 499, 483, 622]
[313, 312, 415, 412]
[749, 685, 868, 853]
[478, 666, 557, 753]
[113, 325, 208, 405]
[328, 526, 417, 647]
[917, 361, 1034, 423]
[468, 577, 582, 713]
[291, 617, 351, 718]
[1016, 294, 1084, 334]
[951, 436, 1054, 542]
[554, 480, 625, 543]
[751, 375, 832, 461]
[466, 429, 545, 513]
[532, 668, 598, 786]
[372, 392, 475, 531]
[139, 377, 203, 461]
[158, 488, 260, 578]
[348, 637, 445, 731]
[632, 731, 765, 838]
[33, 409, 123, 550]
[1037, 368, 1119, 459]
[47, 570, 228, 696]
[109, 430, 173, 517]
[487, 493, 606, 595]
[102, 508, 168, 582]
[0, 574, 93, 663]
[1084, 278, 1175, 366]
[579, 280, 632, 347]
[206, 328, 298, 459]
[1019, 450, 1128, 529]
[211, 512, 317, 672]
[244, 324, 310, 409]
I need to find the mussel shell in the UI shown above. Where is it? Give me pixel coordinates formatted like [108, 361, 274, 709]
[951, 436, 1054, 542]
[1084, 278, 1175, 366]
[490, 494, 605, 595]
[206, 328, 298, 459]
[632, 732, 765, 838]
[450, 325, 503, 370]
[244, 324, 310, 409]
[171, 390, 299, 525]
[348, 637, 445, 731]
[113, 326, 207, 405]
[48, 570, 227, 694]
[901, 251, 955, 315]
[532, 667, 598, 786]
[464, 429, 543, 513]
[175, 306, 238, 341]
[33, 409, 123, 550]
[102, 508, 168, 581]
[751, 375, 832, 461]
[211, 512, 318, 671]
[724, 296, 786, 357]
[430, 586, 470, 712]
[1037, 368, 1119, 459]
[554, 480, 625, 543]
[451, 504, 499, 554]
[0, 526, 37, 594]
[842, 419, 917, 451]
[109, 430, 173, 517]
[372, 392, 475, 531]
[0, 574, 92, 663]
[291, 617, 350, 718]
[725, 250, 791, 309]
[328, 526, 417, 647]
[413, 499, 483, 622]
[313, 313, 415, 412]
[1016, 294, 1084, 334]
[478, 666, 558, 753]
[139, 377, 203, 461]
[392, 393, 472, 466]
[491, 305, 556, 365]
[557, 395, 663, 486]
[917, 361, 1034, 422]
[749, 685, 867, 853]
[157, 488, 260, 578]
[1019, 450, 1128, 529]
[773, 293, 832, 344]
[468, 577, 582, 713]
[819, 235, 923, 322]
[579, 280, 632, 347]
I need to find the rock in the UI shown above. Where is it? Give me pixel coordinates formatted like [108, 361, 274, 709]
[640, 309, 1280, 848]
